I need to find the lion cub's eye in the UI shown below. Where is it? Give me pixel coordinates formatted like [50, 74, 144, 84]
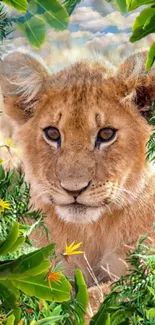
[44, 127, 61, 142]
[96, 128, 116, 146]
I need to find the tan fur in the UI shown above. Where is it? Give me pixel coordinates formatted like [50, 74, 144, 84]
[0, 51, 155, 320]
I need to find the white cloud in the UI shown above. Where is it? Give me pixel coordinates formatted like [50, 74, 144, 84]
[85, 32, 130, 51]
[70, 6, 139, 32]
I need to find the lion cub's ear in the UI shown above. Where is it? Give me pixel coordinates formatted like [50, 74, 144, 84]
[0, 51, 50, 123]
[116, 52, 155, 120]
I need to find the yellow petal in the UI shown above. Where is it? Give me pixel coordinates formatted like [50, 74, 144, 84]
[5, 138, 16, 148]
[68, 241, 75, 249]
[70, 242, 83, 252]
[64, 251, 84, 256]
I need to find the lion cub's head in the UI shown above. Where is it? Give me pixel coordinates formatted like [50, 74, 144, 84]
[0, 51, 155, 224]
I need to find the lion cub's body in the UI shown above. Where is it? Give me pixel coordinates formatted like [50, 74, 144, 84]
[0, 51, 155, 286]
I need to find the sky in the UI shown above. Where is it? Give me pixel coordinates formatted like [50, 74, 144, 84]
[2, 0, 154, 71]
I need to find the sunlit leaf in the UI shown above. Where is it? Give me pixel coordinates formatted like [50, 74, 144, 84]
[17, 15, 46, 49]
[12, 272, 71, 302]
[6, 315, 15, 325]
[146, 42, 155, 70]
[132, 6, 155, 30]
[3, 0, 28, 12]
[126, 0, 155, 11]
[130, 15, 155, 42]
[116, 0, 127, 14]
[74, 269, 88, 325]
[34, 0, 69, 30]
[0, 222, 19, 256]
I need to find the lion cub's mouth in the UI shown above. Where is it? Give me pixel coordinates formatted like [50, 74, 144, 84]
[64, 202, 88, 211]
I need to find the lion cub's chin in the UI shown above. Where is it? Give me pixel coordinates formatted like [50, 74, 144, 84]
[55, 204, 103, 224]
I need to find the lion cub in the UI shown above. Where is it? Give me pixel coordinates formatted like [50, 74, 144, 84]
[0, 51, 155, 287]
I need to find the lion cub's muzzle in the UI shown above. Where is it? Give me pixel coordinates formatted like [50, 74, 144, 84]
[61, 180, 91, 199]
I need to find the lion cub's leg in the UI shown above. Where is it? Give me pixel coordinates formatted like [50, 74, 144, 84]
[85, 282, 112, 324]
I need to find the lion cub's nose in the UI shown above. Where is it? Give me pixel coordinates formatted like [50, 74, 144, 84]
[61, 181, 90, 198]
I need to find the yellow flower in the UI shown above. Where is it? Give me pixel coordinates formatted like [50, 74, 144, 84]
[0, 159, 3, 165]
[5, 138, 16, 148]
[0, 199, 11, 213]
[64, 241, 84, 256]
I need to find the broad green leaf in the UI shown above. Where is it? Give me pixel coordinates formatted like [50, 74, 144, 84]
[16, 260, 51, 277]
[17, 15, 46, 49]
[0, 279, 19, 297]
[127, 0, 155, 11]
[0, 244, 55, 279]
[0, 282, 17, 309]
[0, 222, 19, 256]
[0, 283, 21, 322]
[8, 236, 25, 253]
[3, 0, 28, 12]
[130, 15, 155, 42]
[116, 0, 127, 14]
[146, 42, 155, 70]
[74, 269, 88, 325]
[12, 272, 71, 302]
[34, 0, 69, 30]
[6, 315, 15, 325]
[133, 6, 155, 29]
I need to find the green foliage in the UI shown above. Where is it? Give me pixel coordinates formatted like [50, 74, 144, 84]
[2, 0, 28, 12]
[90, 236, 155, 325]
[0, 164, 88, 325]
[0, 3, 13, 40]
[146, 101, 155, 162]
[107, 0, 155, 69]
[0, 0, 82, 48]
[62, 0, 82, 15]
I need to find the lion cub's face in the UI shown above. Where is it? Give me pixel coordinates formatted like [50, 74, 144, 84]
[1, 53, 151, 224]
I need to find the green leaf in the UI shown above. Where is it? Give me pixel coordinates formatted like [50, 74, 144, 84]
[3, 0, 28, 12]
[146, 42, 155, 70]
[130, 15, 155, 42]
[90, 311, 111, 325]
[8, 236, 25, 253]
[0, 279, 19, 297]
[6, 315, 15, 325]
[12, 272, 71, 302]
[0, 282, 17, 309]
[0, 222, 19, 256]
[110, 309, 129, 325]
[132, 6, 155, 30]
[74, 269, 88, 325]
[34, 0, 69, 30]
[37, 315, 66, 325]
[126, 0, 155, 11]
[0, 165, 5, 180]
[62, 0, 82, 15]
[0, 282, 21, 322]
[17, 15, 46, 49]
[146, 308, 155, 320]
[0, 244, 55, 279]
[116, 0, 127, 14]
